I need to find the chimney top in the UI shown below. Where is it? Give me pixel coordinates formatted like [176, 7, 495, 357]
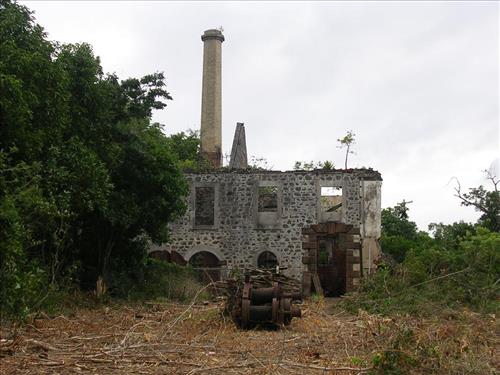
[201, 29, 225, 42]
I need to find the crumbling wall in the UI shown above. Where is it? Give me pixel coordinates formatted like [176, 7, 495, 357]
[360, 180, 382, 273]
[152, 169, 382, 280]
[301, 222, 362, 297]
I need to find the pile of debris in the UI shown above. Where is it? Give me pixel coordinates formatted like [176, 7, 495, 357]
[216, 269, 302, 329]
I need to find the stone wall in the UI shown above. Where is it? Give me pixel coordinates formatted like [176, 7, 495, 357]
[301, 222, 361, 296]
[152, 169, 382, 280]
[360, 180, 382, 273]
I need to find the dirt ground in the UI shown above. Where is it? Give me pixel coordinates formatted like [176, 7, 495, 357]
[1, 299, 498, 374]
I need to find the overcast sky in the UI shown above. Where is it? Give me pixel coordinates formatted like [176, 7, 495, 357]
[23, 1, 499, 230]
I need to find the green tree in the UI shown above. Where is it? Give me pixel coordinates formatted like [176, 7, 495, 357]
[381, 200, 416, 236]
[337, 130, 355, 169]
[380, 201, 432, 262]
[77, 119, 187, 287]
[351, 227, 500, 315]
[454, 170, 499, 232]
[428, 221, 476, 251]
[0, 0, 189, 314]
[52, 42, 185, 287]
[164, 129, 211, 170]
[0, 0, 69, 162]
[121, 73, 172, 119]
[0, 152, 50, 317]
[0, 1, 75, 311]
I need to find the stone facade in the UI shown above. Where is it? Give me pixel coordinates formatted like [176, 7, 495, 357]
[153, 168, 382, 289]
[301, 222, 362, 296]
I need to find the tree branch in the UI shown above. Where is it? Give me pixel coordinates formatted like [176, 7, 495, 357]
[484, 169, 499, 194]
[452, 177, 488, 213]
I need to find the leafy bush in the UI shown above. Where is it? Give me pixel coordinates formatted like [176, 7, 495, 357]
[379, 234, 430, 263]
[380, 202, 434, 262]
[110, 258, 203, 302]
[344, 228, 500, 315]
[0, 154, 49, 318]
[0, 0, 191, 318]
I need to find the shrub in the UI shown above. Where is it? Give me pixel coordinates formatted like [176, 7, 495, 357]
[0, 155, 50, 318]
[110, 258, 203, 302]
[343, 228, 500, 315]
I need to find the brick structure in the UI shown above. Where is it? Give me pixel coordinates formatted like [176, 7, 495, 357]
[151, 29, 383, 296]
[152, 168, 382, 296]
[200, 29, 224, 167]
[301, 222, 361, 296]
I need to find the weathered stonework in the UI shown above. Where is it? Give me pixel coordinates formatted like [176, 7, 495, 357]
[229, 123, 248, 169]
[200, 29, 224, 167]
[152, 169, 382, 288]
[170, 28, 383, 295]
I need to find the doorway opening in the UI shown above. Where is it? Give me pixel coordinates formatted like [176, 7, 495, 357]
[189, 251, 221, 284]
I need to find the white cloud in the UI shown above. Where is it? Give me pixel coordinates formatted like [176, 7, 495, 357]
[23, 0, 499, 229]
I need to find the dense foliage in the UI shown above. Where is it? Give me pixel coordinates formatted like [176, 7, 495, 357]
[0, 1, 193, 317]
[379, 201, 433, 263]
[347, 227, 499, 315]
[1, 0, 497, 322]
[110, 258, 202, 302]
[346, 197, 500, 315]
[454, 170, 500, 232]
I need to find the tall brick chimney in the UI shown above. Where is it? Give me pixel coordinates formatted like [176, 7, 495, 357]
[200, 29, 224, 167]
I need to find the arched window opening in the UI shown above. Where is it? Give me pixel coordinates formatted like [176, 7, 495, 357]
[189, 251, 221, 283]
[257, 251, 278, 269]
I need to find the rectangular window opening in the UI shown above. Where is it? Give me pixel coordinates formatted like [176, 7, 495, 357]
[195, 186, 215, 226]
[258, 186, 278, 212]
[320, 186, 342, 213]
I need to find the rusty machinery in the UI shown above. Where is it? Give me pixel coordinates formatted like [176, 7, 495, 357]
[231, 278, 302, 329]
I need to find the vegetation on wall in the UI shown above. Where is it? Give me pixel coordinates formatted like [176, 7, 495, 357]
[337, 130, 356, 169]
[293, 160, 335, 171]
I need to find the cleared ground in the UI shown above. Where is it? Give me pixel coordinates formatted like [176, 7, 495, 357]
[1, 299, 498, 374]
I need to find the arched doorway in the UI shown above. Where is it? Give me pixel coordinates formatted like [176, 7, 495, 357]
[257, 251, 278, 270]
[189, 251, 221, 284]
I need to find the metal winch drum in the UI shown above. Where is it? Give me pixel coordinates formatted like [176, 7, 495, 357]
[233, 280, 302, 328]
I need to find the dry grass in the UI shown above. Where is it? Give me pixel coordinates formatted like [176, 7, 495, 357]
[0, 297, 498, 374]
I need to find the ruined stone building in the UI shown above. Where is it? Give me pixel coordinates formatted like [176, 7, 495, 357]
[152, 29, 382, 296]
